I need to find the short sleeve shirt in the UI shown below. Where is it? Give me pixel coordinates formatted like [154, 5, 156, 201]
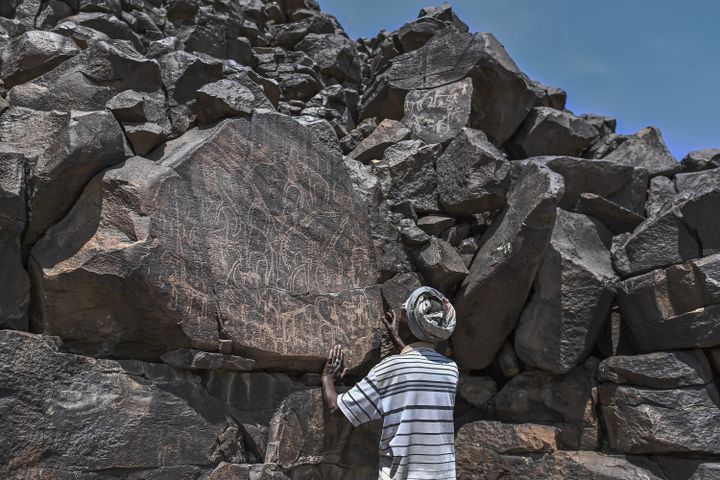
[337, 347, 459, 480]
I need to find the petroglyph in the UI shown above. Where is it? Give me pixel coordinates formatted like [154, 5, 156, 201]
[402, 78, 474, 144]
[31, 111, 382, 368]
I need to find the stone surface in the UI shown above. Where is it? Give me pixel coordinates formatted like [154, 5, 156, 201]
[597, 351, 712, 388]
[682, 148, 720, 172]
[7, 40, 162, 111]
[295, 33, 360, 84]
[675, 167, 720, 194]
[1, 30, 80, 88]
[452, 161, 564, 370]
[348, 118, 411, 163]
[436, 127, 510, 215]
[123, 121, 165, 155]
[373, 139, 441, 213]
[576, 192, 645, 234]
[30, 112, 382, 369]
[208, 463, 290, 480]
[157, 50, 224, 105]
[493, 365, 599, 450]
[602, 126, 679, 175]
[599, 382, 720, 455]
[612, 176, 720, 277]
[458, 376, 497, 408]
[515, 209, 617, 374]
[413, 237, 468, 293]
[161, 348, 256, 372]
[615, 253, 720, 351]
[0, 330, 252, 479]
[645, 175, 676, 218]
[360, 28, 535, 145]
[416, 215, 454, 236]
[402, 77, 473, 145]
[507, 106, 598, 159]
[196, 78, 273, 125]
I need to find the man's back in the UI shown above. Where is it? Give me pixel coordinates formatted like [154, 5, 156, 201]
[338, 346, 459, 480]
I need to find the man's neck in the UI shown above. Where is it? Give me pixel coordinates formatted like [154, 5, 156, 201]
[401, 341, 435, 354]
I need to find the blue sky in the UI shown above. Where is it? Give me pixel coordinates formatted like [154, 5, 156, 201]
[319, 0, 719, 159]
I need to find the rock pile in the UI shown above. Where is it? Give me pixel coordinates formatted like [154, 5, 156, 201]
[0, 1, 718, 479]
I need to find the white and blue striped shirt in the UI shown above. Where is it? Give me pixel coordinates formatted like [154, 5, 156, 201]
[337, 346, 459, 480]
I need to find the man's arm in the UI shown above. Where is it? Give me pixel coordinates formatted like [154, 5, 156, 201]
[382, 310, 406, 352]
[321, 345, 348, 414]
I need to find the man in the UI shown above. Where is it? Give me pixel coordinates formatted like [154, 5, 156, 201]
[321, 286, 459, 480]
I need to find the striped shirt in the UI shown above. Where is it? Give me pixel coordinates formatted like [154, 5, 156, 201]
[337, 346, 459, 480]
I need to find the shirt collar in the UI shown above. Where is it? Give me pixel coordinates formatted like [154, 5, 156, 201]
[401, 341, 436, 354]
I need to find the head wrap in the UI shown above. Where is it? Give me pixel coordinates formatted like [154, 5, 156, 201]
[404, 286, 456, 343]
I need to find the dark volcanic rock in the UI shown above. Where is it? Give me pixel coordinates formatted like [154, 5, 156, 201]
[507, 107, 598, 159]
[436, 127, 510, 216]
[575, 192, 645, 234]
[528, 79, 567, 110]
[161, 348, 256, 372]
[401, 77, 473, 145]
[416, 215, 454, 236]
[196, 78, 273, 125]
[64, 12, 144, 52]
[7, 40, 162, 111]
[602, 126, 680, 176]
[30, 112, 382, 369]
[157, 50, 224, 105]
[675, 167, 720, 194]
[295, 33, 361, 84]
[348, 118, 411, 163]
[645, 175, 676, 218]
[682, 148, 720, 172]
[515, 209, 617, 374]
[615, 253, 720, 351]
[0, 30, 80, 88]
[360, 28, 535, 145]
[413, 237, 468, 293]
[597, 351, 712, 388]
[0, 330, 252, 479]
[452, 161, 564, 370]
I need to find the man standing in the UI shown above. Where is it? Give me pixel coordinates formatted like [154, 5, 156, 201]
[321, 287, 459, 480]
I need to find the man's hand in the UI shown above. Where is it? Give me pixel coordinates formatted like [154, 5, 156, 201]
[322, 345, 347, 414]
[382, 310, 406, 352]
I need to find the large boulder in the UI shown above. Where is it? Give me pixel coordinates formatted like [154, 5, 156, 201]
[682, 147, 720, 172]
[412, 237, 468, 294]
[348, 118, 411, 164]
[0, 106, 130, 249]
[7, 40, 162, 111]
[294, 33, 361, 85]
[196, 78, 274, 125]
[63, 12, 144, 52]
[29, 111, 383, 369]
[0, 150, 29, 330]
[507, 107, 598, 159]
[0, 30, 80, 88]
[612, 175, 720, 277]
[401, 77, 474, 145]
[0, 330, 253, 479]
[602, 126, 680, 176]
[597, 351, 713, 389]
[452, 161, 564, 370]
[515, 209, 617, 374]
[615, 253, 720, 351]
[360, 28, 535, 145]
[436, 127, 510, 215]
[575, 192, 645, 234]
[157, 50, 224, 106]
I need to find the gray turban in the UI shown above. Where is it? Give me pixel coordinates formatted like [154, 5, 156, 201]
[404, 287, 456, 343]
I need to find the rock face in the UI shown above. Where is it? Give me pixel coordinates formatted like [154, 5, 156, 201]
[453, 161, 564, 370]
[515, 209, 617, 373]
[1, 1, 719, 478]
[30, 112, 382, 369]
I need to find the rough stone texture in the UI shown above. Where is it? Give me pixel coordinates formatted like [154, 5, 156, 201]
[682, 148, 720, 172]
[413, 237, 468, 294]
[515, 209, 617, 374]
[436, 127, 510, 215]
[599, 382, 720, 455]
[402, 77, 474, 145]
[458, 376, 497, 408]
[597, 351, 712, 388]
[208, 463, 290, 480]
[0, 330, 252, 479]
[453, 161, 564, 370]
[675, 167, 720, 194]
[30, 112, 382, 369]
[507, 106, 598, 159]
[157, 50, 224, 106]
[7, 40, 162, 111]
[373, 139, 441, 213]
[645, 175, 676, 218]
[493, 365, 600, 450]
[416, 215, 454, 236]
[161, 348, 256, 372]
[576, 192, 645, 234]
[196, 78, 273, 125]
[360, 28, 536, 145]
[602, 126, 680, 176]
[615, 253, 720, 351]
[295, 33, 361, 84]
[612, 176, 720, 277]
[0, 150, 29, 330]
[348, 118, 411, 163]
[1, 30, 80, 88]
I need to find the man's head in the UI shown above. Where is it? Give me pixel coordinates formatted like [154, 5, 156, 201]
[401, 287, 456, 344]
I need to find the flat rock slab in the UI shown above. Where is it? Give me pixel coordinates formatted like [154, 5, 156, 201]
[508, 106, 598, 159]
[452, 161, 564, 370]
[576, 192, 645, 234]
[30, 111, 382, 370]
[597, 350, 712, 388]
[0, 330, 250, 479]
[603, 126, 680, 176]
[161, 348, 256, 372]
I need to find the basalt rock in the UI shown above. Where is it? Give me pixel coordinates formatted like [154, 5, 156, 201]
[576, 192, 645, 234]
[30, 112, 382, 369]
[507, 107, 598, 159]
[0, 30, 80, 88]
[682, 148, 720, 172]
[602, 126, 680, 176]
[452, 161, 564, 370]
[348, 118, 411, 164]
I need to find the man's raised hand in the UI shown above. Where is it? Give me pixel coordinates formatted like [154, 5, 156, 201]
[322, 345, 348, 381]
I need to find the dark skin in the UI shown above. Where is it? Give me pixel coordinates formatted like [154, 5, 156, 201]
[322, 308, 422, 414]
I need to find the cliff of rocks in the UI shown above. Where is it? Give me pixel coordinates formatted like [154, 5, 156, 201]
[0, 1, 719, 479]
